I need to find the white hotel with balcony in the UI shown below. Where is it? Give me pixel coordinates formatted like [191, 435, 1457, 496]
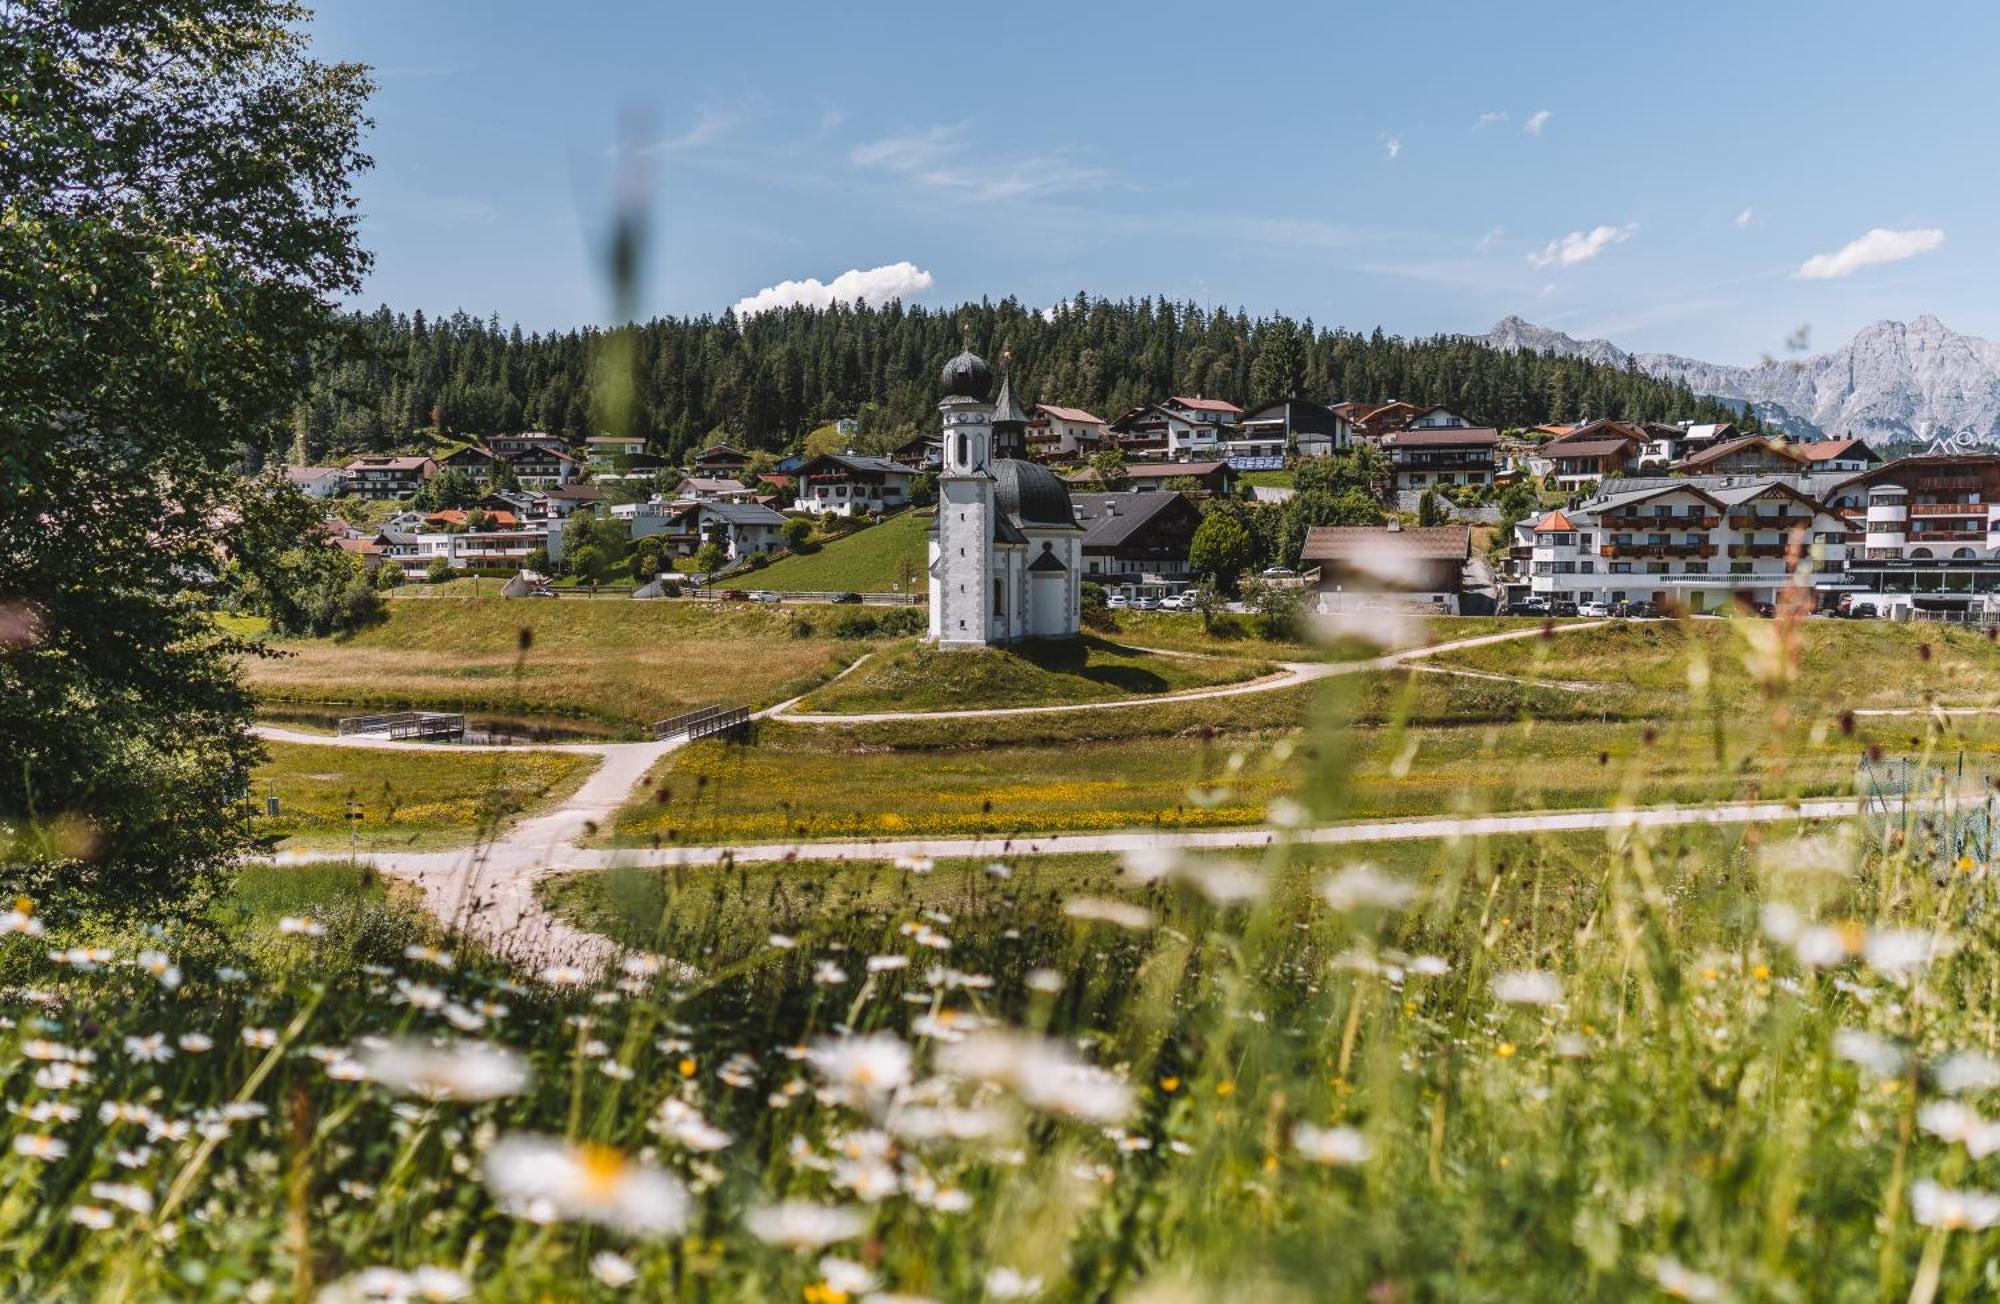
[1821, 455, 2000, 618]
[1524, 477, 1849, 612]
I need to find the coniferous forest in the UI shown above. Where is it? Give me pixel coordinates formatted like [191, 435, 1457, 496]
[291, 295, 1757, 463]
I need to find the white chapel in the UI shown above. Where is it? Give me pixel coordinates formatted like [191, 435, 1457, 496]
[927, 348, 1083, 647]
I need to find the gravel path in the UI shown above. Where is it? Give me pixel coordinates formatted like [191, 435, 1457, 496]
[250, 621, 1612, 968]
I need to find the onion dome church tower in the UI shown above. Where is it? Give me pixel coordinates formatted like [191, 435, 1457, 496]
[927, 348, 1083, 648]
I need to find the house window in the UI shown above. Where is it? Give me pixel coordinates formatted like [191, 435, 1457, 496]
[993, 579, 1004, 617]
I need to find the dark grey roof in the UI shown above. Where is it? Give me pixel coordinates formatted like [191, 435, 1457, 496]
[1027, 548, 1069, 573]
[994, 458, 1077, 530]
[1070, 491, 1189, 547]
[808, 453, 909, 476]
[940, 349, 993, 401]
[991, 368, 1028, 427]
[700, 501, 789, 526]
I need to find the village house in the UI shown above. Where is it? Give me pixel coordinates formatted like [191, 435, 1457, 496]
[1303, 523, 1473, 614]
[1797, 437, 1884, 474]
[671, 476, 753, 502]
[436, 444, 497, 482]
[285, 466, 345, 498]
[687, 499, 791, 561]
[583, 435, 648, 464]
[342, 455, 435, 500]
[1379, 426, 1499, 491]
[1027, 404, 1106, 462]
[1541, 419, 1647, 489]
[1671, 435, 1808, 476]
[501, 442, 580, 487]
[1071, 461, 1235, 497]
[1105, 397, 1243, 462]
[795, 452, 915, 517]
[539, 483, 604, 516]
[889, 434, 942, 470]
[691, 443, 752, 477]
[1071, 491, 1203, 599]
[1526, 477, 1847, 613]
[1238, 398, 1353, 461]
[486, 432, 570, 456]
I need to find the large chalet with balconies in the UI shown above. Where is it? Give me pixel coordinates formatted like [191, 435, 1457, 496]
[796, 452, 914, 517]
[1380, 425, 1499, 491]
[1824, 455, 2000, 618]
[1524, 478, 1848, 612]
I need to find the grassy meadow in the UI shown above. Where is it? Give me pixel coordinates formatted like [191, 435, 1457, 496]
[249, 740, 596, 852]
[240, 599, 868, 732]
[746, 509, 931, 593]
[795, 637, 1280, 714]
[17, 769, 2000, 1297]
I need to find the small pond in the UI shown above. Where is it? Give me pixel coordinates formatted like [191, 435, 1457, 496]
[256, 702, 630, 744]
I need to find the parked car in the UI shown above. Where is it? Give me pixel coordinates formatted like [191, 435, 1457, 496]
[829, 591, 862, 604]
[1551, 600, 1579, 617]
[1106, 594, 1130, 610]
[718, 588, 749, 602]
[749, 590, 782, 604]
[1507, 599, 1548, 617]
[1625, 601, 1660, 618]
[1846, 601, 1880, 619]
[1578, 601, 1610, 618]
[1160, 593, 1195, 611]
[1753, 602, 1777, 618]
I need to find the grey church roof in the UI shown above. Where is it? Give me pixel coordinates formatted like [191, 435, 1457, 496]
[940, 349, 993, 401]
[993, 458, 1079, 530]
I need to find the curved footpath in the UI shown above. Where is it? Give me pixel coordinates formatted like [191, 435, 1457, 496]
[249, 619, 1755, 970]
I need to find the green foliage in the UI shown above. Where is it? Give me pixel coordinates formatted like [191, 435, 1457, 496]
[1245, 580, 1306, 641]
[781, 516, 813, 550]
[524, 545, 551, 576]
[292, 298, 1757, 464]
[630, 535, 665, 582]
[1188, 513, 1254, 596]
[1418, 489, 1450, 526]
[229, 476, 382, 637]
[424, 557, 453, 584]
[1089, 446, 1129, 490]
[411, 467, 480, 510]
[692, 543, 726, 575]
[0, 0, 373, 901]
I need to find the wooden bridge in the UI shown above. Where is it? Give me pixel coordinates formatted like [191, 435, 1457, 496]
[650, 703, 752, 743]
[336, 711, 467, 742]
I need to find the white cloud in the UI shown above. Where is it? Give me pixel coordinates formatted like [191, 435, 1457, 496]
[1795, 227, 1945, 279]
[1474, 226, 1504, 254]
[1523, 109, 1552, 136]
[732, 262, 934, 317]
[1734, 207, 1755, 229]
[851, 124, 1105, 201]
[1382, 134, 1401, 161]
[1476, 111, 1508, 128]
[850, 125, 964, 172]
[1526, 223, 1638, 269]
[638, 106, 735, 155]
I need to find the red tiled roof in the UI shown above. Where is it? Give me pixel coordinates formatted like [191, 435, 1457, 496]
[1548, 438, 1639, 459]
[1797, 438, 1862, 461]
[1036, 403, 1104, 425]
[1169, 396, 1245, 415]
[1675, 435, 1807, 470]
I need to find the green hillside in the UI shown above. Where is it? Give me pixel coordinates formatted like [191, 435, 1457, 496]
[750, 510, 931, 593]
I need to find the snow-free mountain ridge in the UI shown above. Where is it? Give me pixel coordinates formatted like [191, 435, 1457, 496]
[1480, 314, 2000, 447]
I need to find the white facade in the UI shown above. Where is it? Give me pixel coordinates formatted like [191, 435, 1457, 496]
[927, 358, 1083, 648]
[1528, 482, 1847, 611]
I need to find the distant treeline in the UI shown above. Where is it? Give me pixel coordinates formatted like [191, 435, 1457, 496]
[290, 296, 1758, 463]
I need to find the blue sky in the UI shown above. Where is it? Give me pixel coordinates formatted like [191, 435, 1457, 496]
[310, 0, 2000, 364]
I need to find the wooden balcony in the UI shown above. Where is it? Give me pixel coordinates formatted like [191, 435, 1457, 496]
[1602, 542, 1717, 559]
[1600, 512, 1715, 530]
[1730, 543, 1794, 559]
[1910, 502, 1990, 517]
[1908, 530, 1985, 543]
[1727, 513, 1813, 530]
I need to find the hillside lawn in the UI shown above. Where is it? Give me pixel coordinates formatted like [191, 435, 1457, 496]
[794, 636, 1280, 713]
[240, 598, 867, 732]
[251, 739, 596, 852]
[747, 508, 931, 592]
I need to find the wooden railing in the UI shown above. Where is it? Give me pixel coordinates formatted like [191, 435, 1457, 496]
[651, 704, 751, 742]
[338, 711, 466, 742]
